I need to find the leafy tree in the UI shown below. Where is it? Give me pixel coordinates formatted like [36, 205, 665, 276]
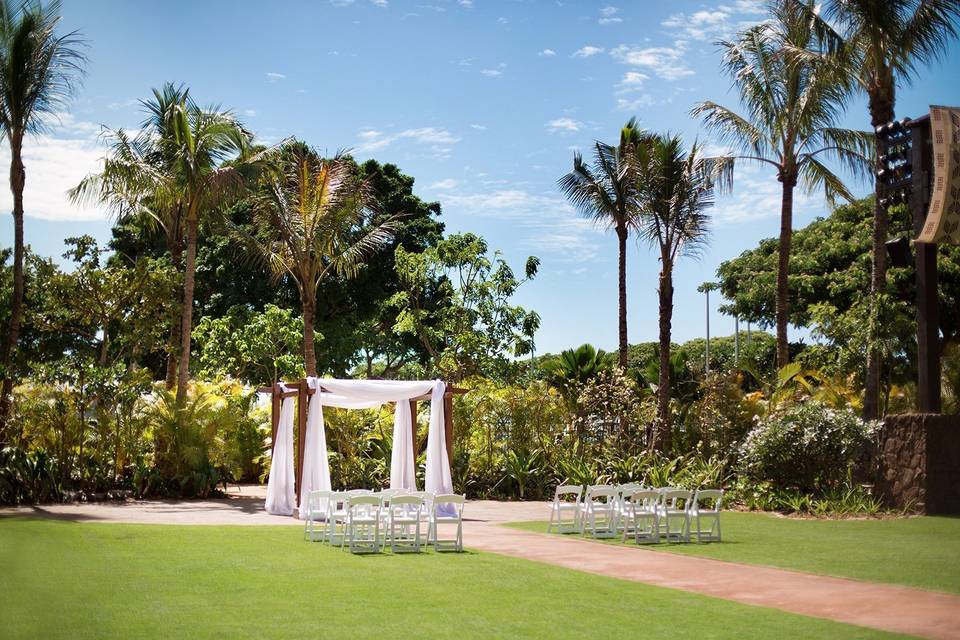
[717, 197, 960, 405]
[558, 120, 645, 368]
[542, 343, 609, 414]
[193, 304, 304, 385]
[632, 133, 732, 452]
[693, 0, 872, 369]
[392, 232, 540, 381]
[239, 143, 395, 377]
[0, 0, 85, 436]
[808, 0, 960, 417]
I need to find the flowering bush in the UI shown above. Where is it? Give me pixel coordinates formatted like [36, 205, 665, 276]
[738, 400, 880, 494]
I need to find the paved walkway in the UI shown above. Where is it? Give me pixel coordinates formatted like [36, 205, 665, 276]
[3, 487, 958, 639]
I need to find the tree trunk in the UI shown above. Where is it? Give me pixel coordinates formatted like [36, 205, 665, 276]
[775, 175, 796, 370]
[164, 225, 183, 390]
[302, 287, 318, 377]
[616, 224, 629, 369]
[652, 261, 673, 452]
[0, 135, 26, 438]
[175, 216, 199, 403]
[864, 81, 895, 420]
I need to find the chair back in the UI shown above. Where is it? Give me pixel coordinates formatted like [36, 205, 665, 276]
[662, 489, 692, 511]
[328, 491, 350, 513]
[553, 484, 582, 503]
[432, 493, 465, 520]
[306, 490, 331, 513]
[627, 489, 660, 512]
[692, 489, 723, 513]
[585, 485, 617, 503]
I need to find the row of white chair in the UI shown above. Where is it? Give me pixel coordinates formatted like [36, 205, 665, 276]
[303, 488, 466, 553]
[548, 484, 723, 544]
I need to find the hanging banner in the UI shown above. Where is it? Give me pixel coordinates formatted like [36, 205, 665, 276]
[918, 105, 960, 245]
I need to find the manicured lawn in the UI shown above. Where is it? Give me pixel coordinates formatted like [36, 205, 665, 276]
[506, 512, 960, 594]
[0, 519, 904, 639]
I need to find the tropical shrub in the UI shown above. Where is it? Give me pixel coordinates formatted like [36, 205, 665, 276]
[738, 400, 880, 494]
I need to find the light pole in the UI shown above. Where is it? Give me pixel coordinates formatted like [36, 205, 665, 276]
[697, 282, 719, 375]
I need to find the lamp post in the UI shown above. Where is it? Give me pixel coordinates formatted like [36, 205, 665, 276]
[697, 282, 719, 375]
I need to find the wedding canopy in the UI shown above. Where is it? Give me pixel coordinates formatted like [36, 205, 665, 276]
[258, 378, 465, 518]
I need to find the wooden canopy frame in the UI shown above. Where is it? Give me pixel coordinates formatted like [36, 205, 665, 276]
[257, 380, 467, 506]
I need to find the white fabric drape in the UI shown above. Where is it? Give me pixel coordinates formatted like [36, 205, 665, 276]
[320, 379, 435, 403]
[265, 394, 296, 516]
[425, 381, 455, 515]
[297, 378, 332, 519]
[390, 400, 417, 491]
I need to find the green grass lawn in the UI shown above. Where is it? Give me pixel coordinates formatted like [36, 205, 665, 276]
[506, 512, 960, 594]
[0, 518, 907, 639]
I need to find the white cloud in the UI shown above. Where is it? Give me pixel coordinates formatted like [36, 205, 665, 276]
[0, 119, 108, 221]
[428, 178, 458, 190]
[572, 45, 604, 58]
[662, 0, 766, 41]
[371, 0, 388, 6]
[538, 48, 556, 57]
[353, 126, 461, 153]
[480, 68, 502, 77]
[610, 43, 693, 80]
[470, 123, 488, 130]
[107, 98, 138, 111]
[439, 188, 603, 263]
[266, 72, 286, 81]
[497, 16, 508, 24]
[458, 0, 473, 7]
[546, 117, 583, 133]
[615, 71, 648, 93]
[598, 5, 622, 24]
[242, 109, 257, 117]
[615, 95, 655, 111]
[712, 163, 819, 223]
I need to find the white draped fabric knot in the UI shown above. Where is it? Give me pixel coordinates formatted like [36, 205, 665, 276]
[265, 378, 455, 517]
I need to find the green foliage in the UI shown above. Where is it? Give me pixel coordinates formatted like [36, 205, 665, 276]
[392, 233, 539, 381]
[738, 400, 880, 494]
[541, 343, 610, 412]
[194, 304, 304, 385]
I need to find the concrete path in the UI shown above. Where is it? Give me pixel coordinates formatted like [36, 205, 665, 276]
[3, 487, 958, 639]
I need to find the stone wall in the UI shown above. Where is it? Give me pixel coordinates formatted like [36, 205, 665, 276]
[877, 413, 960, 514]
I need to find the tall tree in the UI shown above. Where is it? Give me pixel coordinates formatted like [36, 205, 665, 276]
[0, 0, 84, 436]
[558, 120, 643, 369]
[241, 144, 395, 377]
[71, 84, 193, 388]
[692, 0, 872, 370]
[812, 0, 960, 418]
[632, 133, 732, 452]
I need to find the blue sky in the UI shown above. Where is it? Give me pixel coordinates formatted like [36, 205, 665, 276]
[1, 0, 958, 356]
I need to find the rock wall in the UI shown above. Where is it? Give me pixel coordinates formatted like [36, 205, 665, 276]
[877, 413, 960, 514]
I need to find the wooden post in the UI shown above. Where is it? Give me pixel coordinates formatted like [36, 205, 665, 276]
[443, 392, 454, 464]
[270, 383, 281, 455]
[295, 379, 308, 508]
[908, 117, 940, 413]
[409, 399, 418, 479]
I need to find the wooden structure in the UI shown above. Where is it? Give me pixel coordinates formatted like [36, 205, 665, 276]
[256, 380, 467, 506]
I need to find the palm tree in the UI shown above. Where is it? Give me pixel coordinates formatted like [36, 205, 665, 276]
[241, 144, 396, 376]
[0, 0, 84, 435]
[632, 133, 733, 452]
[559, 120, 644, 369]
[70, 84, 191, 389]
[692, 0, 872, 370]
[810, 0, 960, 419]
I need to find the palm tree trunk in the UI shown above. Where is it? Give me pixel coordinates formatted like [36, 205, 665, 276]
[164, 227, 183, 390]
[653, 261, 673, 452]
[175, 216, 199, 403]
[616, 224, 629, 369]
[302, 286, 318, 377]
[775, 175, 796, 370]
[0, 136, 26, 438]
[864, 84, 895, 420]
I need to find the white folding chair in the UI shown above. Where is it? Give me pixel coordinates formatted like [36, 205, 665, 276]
[388, 495, 425, 553]
[429, 494, 465, 552]
[580, 485, 618, 538]
[547, 485, 582, 533]
[621, 489, 660, 544]
[660, 489, 692, 543]
[690, 489, 723, 543]
[325, 491, 350, 547]
[303, 489, 331, 542]
[346, 495, 383, 554]
[614, 483, 644, 531]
